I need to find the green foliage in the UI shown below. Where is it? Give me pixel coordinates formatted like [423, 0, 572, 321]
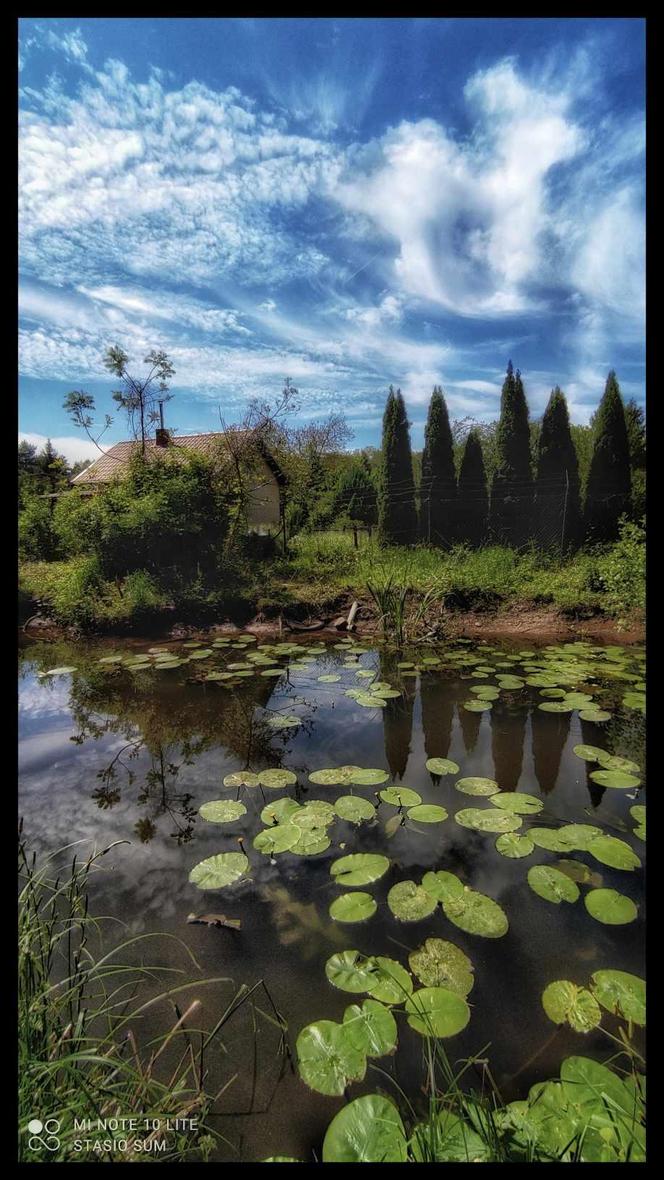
[535, 388, 582, 550]
[489, 362, 533, 546]
[457, 430, 488, 546]
[333, 453, 378, 527]
[596, 517, 645, 617]
[420, 387, 457, 546]
[19, 495, 59, 561]
[378, 387, 418, 545]
[585, 372, 632, 541]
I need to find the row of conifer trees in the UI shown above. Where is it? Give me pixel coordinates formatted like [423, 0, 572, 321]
[378, 364, 634, 549]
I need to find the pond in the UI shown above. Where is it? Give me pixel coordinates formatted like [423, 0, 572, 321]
[18, 632, 645, 1162]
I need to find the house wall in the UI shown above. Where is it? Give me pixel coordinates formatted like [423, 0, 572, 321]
[245, 458, 282, 530]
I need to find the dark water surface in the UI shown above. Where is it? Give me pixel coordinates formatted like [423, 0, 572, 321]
[18, 634, 645, 1162]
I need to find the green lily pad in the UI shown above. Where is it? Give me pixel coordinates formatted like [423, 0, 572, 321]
[556, 824, 604, 851]
[496, 677, 524, 689]
[318, 674, 341, 682]
[589, 770, 641, 790]
[406, 804, 448, 824]
[291, 829, 331, 855]
[579, 710, 612, 722]
[495, 832, 535, 858]
[379, 786, 422, 807]
[454, 777, 500, 797]
[590, 969, 645, 1026]
[408, 938, 474, 995]
[366, 957, 414, 1004]
[348, 768, 390, 786]
[330, 853, 390, 887]
[293, 800, 336, 830]
[387, 880, 438, 922]
[573, 744, 608, 762]
[405, 987, 471, 1038]
[325, 950, 377, 994]
[410, 1110, 491, 1163]
[309, 766, 359, 786]
[455, 808, 522, 833]
[322, 1094, 407, 1163]
[355, 694, 388, 708]
[421, 870, 465, 904]
[223, 771, 261, 788]
[253, 824, 302, 854]
[528, 865, 580, 904]
[443, 889, 509, 938]
[198, 800, 247, 823]
[463, 700, 492, 712]
[584, 889, 638, 925]
[490, 792, 543, 814]
[260, 797, 301, 825]
[541, 980, 602, 1033]
[596, 753, 640, 774]
[342, 999, 398, 1057]
[189, 851, 249, 890]
[556, 859, 601, 886]
[334, 796, 376, 823]
[41, 666, 77, 676]
[586, 835, 641, 871]
[538, 702, 574, 713]
[329, 892, 377, 923]
[258, 768, 298, 789]
[267, 713, 302, 729]
[425, 758, 460, 776]
[296, 1020, 366, 1096]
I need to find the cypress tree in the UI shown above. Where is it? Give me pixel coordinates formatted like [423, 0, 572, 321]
[378, 386, 418, 544]
[420, 386, 457, 546]
[534, 387, 582, 550]
[584, 371, 632, 541]
[489, 361, 533, 546]
[457, 430, 488, 546]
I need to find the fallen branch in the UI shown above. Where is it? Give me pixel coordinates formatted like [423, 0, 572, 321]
[186, 913, 242, 931]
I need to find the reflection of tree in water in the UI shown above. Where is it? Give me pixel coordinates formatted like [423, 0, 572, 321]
[532, 709, 571, 795]
[379, 652, 415, 780]
[64, 659, 304, 841]
[420, 674, 454, 761]
[579, 718, 607, 809]
[457, 701, 482, 754]
[491, 697, 527, 791]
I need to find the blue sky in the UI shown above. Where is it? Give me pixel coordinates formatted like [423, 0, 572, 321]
[19, 17, 645, 463]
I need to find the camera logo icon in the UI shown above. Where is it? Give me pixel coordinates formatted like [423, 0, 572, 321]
[27, 1117, 61, 1152]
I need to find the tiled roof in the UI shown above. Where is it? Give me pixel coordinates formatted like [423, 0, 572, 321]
[70, 431, 281, 486]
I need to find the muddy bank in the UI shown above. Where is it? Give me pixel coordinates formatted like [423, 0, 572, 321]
[21, 596, 645, 647]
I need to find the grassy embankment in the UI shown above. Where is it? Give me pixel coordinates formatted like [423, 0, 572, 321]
[19, 520, 645, 634]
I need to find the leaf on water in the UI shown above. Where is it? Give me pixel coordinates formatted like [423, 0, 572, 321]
[325, 950, 378, 994]
[334, 795, 376, 823]
[455, 807, 522, 834]
[198, 800, 247, 823]
[490, 792, 543, 815]
[527, 865, 580, 905]
[425, 757, 460, 776]
[342, 999, 398, 1057]
[589, 969, 645, 1026]
[387, 880, 438, 922]
[379, 786, 422, 807]
[253, 824, 302, 855]
[584, 888, 638, 925]
[541, 980, 602, 1033]
[366, 957, 414, 1004]
[408, 938, 474, 995]
[296, 1020, 366, 1096]
[223, 771, 261, 788]
[495, 832, 535, 859]
[258, 768, 298, 789]
[322, 1094, 407, 1163]
[405, 987, 471, 1038]
[586, 835, 642, 871]
[442, 889, 509, 938]
[329, 891, 377, 923]
[588, 770, 641, 790]
[330, 853, 390, 887]
[406, 804, 449, 824]
[189, 851, 249, 890]
[454, 777, 500, 797]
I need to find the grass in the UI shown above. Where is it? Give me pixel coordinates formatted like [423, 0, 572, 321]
[18, 832, 288, 1162]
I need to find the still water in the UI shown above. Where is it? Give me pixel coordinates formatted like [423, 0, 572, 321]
[18, 633, 645, 1161]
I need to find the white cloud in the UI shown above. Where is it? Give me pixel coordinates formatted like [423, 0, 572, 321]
[19, 431, 105, 465]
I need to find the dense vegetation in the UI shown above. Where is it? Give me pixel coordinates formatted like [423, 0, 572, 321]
[18, 367, 644, 632]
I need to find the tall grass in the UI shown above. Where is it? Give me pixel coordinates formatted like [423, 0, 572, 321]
[18, 832, 288, 1162]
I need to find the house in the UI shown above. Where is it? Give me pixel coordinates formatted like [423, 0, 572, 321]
[70, 430, 287, 536]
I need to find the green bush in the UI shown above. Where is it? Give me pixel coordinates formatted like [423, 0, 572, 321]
[596, 517, 645, 617]
[19, 497, 59, 561]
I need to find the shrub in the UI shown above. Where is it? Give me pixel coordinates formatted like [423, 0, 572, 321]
[18, 497, 59, 561]
[596, 517, 645, 617]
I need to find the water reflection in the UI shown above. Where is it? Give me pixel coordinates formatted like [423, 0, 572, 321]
[380, 651, 415, 779]
[458, 699, 483, 753]
[491, 697, 527, 790]
[531, 710, 571, 795]
[420, 675, 454, 762]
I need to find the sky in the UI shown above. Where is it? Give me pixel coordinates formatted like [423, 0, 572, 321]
[19, 17, 645, 463]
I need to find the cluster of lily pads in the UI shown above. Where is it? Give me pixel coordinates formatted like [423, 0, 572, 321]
[542, 968, 645, 1034]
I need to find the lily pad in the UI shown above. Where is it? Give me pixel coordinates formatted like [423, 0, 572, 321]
[348, 768, 390, 786]
[223, 771, 261, 788]
[579, 709, 611, 722]
[455, 808, 522, 833]
[586, 835, 641, 871]
[528, 865, 580, 904]
[260, 797, 301, 825]
[325, 950, 377, 994]
[198, 800, 247, 823]
[329, 892, 377, 923]
[291, 829, 331, 856]
[334, 796, 376, 823]
[387, 880, 438, 922]
[309, 767, 359, 786]
[463, 700, 492, 712]
[267, 713, 302, 729]
[330, 853, 390, 887]
[588, 770, 641, 790]
[425, 757, 460, 776]
[366, 956, 414, 1004]
[318, 674, 341, 683]
[584, 889, 638, 925]
[379, 786, 422, 807]
[495, 832, 535, 858]
[355, 694, 388, 708]
[405, 987, 471, 1038]
[490, 792, 543, 814]
[253, 824, 302, 854]
[189, 851, 249, 890]
[573, 744, 608, 762]
[590, 969, 645, 1026]
[342, 999, 398, 1057]
[596, 753, 640, 774]
[421, 870, 465, 904]
[322, 1094, 407, 1163]
[296, 1020, 366, 1096]
[406, 804, 449, 824]
[408, 938, 474, 995]
[443, 889, 509, 938]
[455, 777, 500, 797]
[541, 980, 602, 1033]
[258, 768, 298, 789]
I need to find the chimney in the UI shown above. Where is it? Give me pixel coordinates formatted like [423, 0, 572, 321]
[155, 400, 169, 447]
